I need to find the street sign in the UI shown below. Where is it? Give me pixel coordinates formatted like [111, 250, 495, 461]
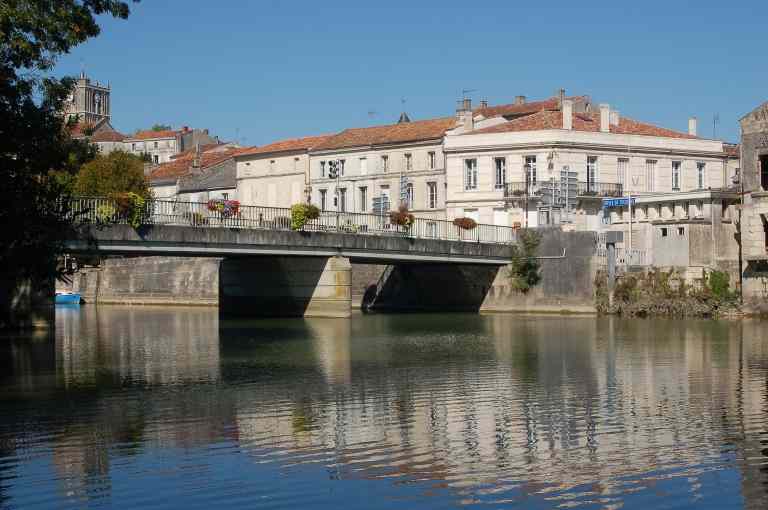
[372, 196, 390, 215]
[603, 198, 636, 208]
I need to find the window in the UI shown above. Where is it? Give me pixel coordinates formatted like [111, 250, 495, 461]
[131, 143, 136, 151]
[524, 156, 537, 185]
[671, 202, 677, 218]
[381, 155, 389, 172]
[617, 158, 629, 186]
[222, 193, 229, 200]
[697, 162, 706, 189]
[269, 160, 275, 172]
[464, 159, 478, 190]
[761, 155, 768, 191]
[661, 227, 668, 237]
[646, 159, 657, 192]
[405, 183, 414, 208]
[678, 227, 685, 236]
[340, 159, 345, 176]
[320, 161, 326, 178]
[672, 161, 681, 191]
[587, 156, 598, 191]
[338, 188, 347, 212]
[360, 157, 367, 175]
[153, 154, 159, 164]
[153, 141, 158, 149]
[722, 199, 730, 221]
[427, 182, 437, 209]
[428, 151, 436, 170]
[319, 189, 327, 211]
[359, 186, 367, 212]
[404, 153, 412, 171]
[494, 157, 506, 190]
[294, 157, 300, 171]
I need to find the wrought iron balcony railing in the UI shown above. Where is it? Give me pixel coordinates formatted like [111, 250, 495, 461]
[504, 181, 623, 199]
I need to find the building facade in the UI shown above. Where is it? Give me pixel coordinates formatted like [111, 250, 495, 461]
[63, 71, 111, 125]
[444, 98, 738, 230]
[739, 101, 768, 304]
[235, 135, 332, 208]
[308, 117, 454, 220]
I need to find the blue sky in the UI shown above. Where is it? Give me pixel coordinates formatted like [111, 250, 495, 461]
[53, 0, 767, 145]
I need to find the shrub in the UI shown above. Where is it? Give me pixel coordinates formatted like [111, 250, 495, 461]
[183, 211, 208, 226]
[507, 229, 542, 293]
[389, 205, 415, 228]
[290, 203, 321, 230]
[95, 203, 117, 224]
[706, 270, 737, 301]
[453, 217, 477, 230]
[74, 150, 150, 198]
[111, 192, 146, 228]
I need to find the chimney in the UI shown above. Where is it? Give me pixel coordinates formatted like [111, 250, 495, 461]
[480, 99, 488, 109]
[609, 110, 620, 126]
[456, 98, 473, 131]
[515, 95, 526, 105]
[562, 99, 573, 130]
[688, 117, 697, 136]
[557, 88, 566, 108]
[462, 97, 471, 111]
[599, 104, 610, 133]
[192, 142, 201, 169]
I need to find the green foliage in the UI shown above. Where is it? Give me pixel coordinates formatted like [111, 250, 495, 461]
[0, 0, 133, 326]
[74, 150, 150, 198]
[595, 268, 740, 317]
[96, 203, 117, 224]
[507, 229, 542, 293]
[290, 203, 321, 230]
[112, 192, 146, 228]
[151, 124, 172, 131]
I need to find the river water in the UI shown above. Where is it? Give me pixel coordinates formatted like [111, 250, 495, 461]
[0, 307, 766, 509]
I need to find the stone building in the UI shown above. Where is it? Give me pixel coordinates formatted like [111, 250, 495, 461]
[739, 101, 768, 304]
[235, 134, 333, 207]
[444, 94, 738, 229]
[124, 126, 220, 165]
[63, 71, 111, 125]
[308, 116, 455, 220]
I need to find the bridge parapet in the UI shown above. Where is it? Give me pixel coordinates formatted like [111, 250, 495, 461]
[67, 197, 517, 245]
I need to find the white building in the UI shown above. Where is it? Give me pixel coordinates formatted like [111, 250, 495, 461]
[444, 96, 738, 230]
[235, 134, 333, 208]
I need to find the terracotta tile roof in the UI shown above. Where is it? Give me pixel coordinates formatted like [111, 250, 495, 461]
[149, 148, 239, 183]
[469, 110, 697, 139]
[126, 129, 178, 141]
[474, 96, 589, 120]
[312, 117, 456, 151]
[170, 143, 230, 159]
[90, 130, 126, 142]
[235, 134, 335, 157]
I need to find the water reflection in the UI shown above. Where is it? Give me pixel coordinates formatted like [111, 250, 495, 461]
[0, 308, 766, 509]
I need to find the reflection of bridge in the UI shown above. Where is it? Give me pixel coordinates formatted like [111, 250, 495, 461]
[64, 198, 517, 318]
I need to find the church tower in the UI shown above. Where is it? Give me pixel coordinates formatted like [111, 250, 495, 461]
[64, 71, 111, 125]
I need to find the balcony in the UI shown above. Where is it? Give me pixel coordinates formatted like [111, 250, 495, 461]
[503, 181, 623, 199]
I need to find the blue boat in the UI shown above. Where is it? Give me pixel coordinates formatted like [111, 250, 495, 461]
[55, 292, 82, 305]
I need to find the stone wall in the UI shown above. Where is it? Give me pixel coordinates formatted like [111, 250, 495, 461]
[66, 256, 220, 305]
[480, 230, 598, 314]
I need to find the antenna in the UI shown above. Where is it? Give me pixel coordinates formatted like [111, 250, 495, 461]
[367, 110, 378, 119]
[461, 88, 477, 99]
[713, 113, 720, 139]
[401, 97, 407, 108]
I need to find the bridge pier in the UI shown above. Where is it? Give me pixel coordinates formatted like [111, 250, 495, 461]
[220, 256, 351, 318]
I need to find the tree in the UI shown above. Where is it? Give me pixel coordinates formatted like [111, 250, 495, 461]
[0, 1, 135, 328]
[74, 151, 150, 197]
[151, 123, 172, 131]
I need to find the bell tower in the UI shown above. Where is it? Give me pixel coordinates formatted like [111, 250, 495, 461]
[63, 71, 111, 125]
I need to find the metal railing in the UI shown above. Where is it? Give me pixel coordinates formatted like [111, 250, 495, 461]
[504, 181, 623, 199]
[66, 197, 519, 245]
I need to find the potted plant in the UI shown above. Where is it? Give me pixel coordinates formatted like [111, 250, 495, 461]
[111, 192, 147, 228]
[207, 199, 241, 219]
[290, 203, 321, 230]
[389, 205, 415, 229]
[453, 217, 477, 230]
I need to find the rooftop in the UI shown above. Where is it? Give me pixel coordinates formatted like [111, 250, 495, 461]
[235, 134, 335, 157]
[468, 110, 697, 139]
[149, 148, 239, 184]
[126, 129, 178, 141]
[312, 117, 456, 151]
